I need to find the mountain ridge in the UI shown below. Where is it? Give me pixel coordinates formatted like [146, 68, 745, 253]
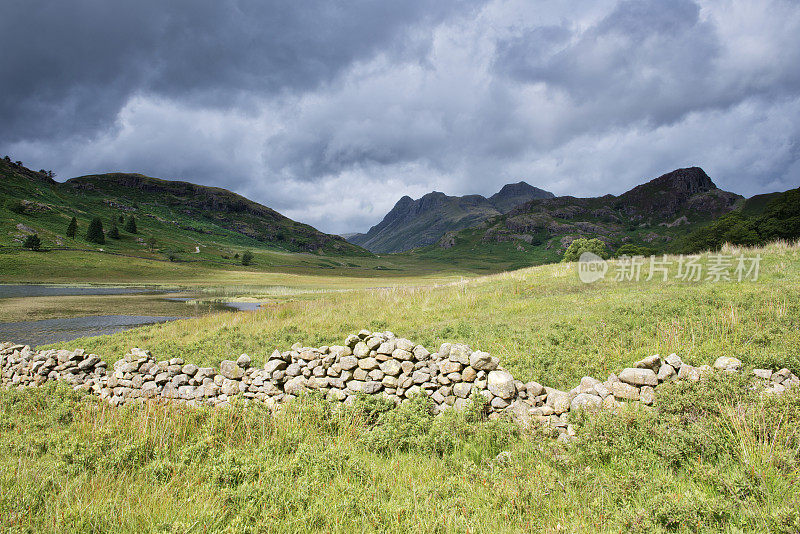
[347, 181, 554, 253]
[412, 167, 744, 268]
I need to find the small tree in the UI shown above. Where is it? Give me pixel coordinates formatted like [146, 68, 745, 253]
[66, 217, 77, 238]
[107, 223, 120, 239]
[146, 236, 157, 252]
[124, 215, 137, 233]
[23, 234, 41, 251]
[562, 238, 609, 262]
[241, 250, 253, 266]
[118, 214, 124, 223]
[86, 217, 105, 244]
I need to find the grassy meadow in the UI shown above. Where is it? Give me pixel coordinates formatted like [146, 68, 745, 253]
[1, 241, 800, 532]
[42, 241, 800, 390]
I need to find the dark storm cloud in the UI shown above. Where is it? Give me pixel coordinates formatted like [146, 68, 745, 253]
[0, 0, 478, 144]
[2, 0, 800, 234]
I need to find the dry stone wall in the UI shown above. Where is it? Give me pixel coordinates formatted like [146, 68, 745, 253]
[2, 330, 798, 438]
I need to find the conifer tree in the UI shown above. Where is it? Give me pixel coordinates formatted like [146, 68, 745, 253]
[124, 215, 137, 234]
[66, 217, 77, 238]
[86, 217, 105, 244]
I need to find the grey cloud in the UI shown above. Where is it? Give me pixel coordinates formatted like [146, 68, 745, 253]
[2, 0, 799, 235]
[0, 0, 481, 144]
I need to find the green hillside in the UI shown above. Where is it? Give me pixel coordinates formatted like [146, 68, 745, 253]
[675, 186, 800, 253]
[0, 158, 369, 263]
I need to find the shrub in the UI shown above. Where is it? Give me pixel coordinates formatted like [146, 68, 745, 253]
[5, 199, 25, 214]
[107, 223, 120, 239]
[562, 238, 609, 262]
[23, 234, 41, 251]
[66, 217, 77, 238]
[85, 217, 105, 244]
[614, 243, 656, 257]
[241, 250, 253, 266]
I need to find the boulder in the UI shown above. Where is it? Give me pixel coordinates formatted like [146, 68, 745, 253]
[618, 368, 658, 387]
[677, 364, 700, 382]
[339, 356, 359, 370]
[449, 344, 471, 365]
[570, 393, 602, 411]
[546, 390, 571, 414]
[665, 353, 683, 369]
[579, 376, 601, 393]
[221, 379, 239, 396]
[395, 338, 415, 352]
[610, 381, 639, 401]
[264, 359, 288, 374]
[391, 349, 413, 361]
[713, 356, 742, 371]
[357, 357, 379, 370]
[640, 386, 655, 405]
[412, 346, 430, 360]
[487, 370, 515, 400]
[453, 382, 472, 399]
[657, 363, 676, 382]
[219, 360, 244, 380]
[284, 376, 308, 395]
[379, 360, 402, 376]
[634, 355, 661, 371]
[236, 354, 251, 368]
[469, 351, 491, 370]
[753, 369, 773, 380]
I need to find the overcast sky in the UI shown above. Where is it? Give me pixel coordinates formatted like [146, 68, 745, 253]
[2, 0, 799, 234]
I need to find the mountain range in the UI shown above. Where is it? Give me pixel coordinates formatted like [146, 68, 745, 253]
[346, 181, 554, 253]
[405, 167, 751, 269]
[4, 157, 796, 272]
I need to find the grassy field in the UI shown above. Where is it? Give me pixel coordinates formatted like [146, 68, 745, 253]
[40, 241, 800, 390]
[2, 242, 799, 532]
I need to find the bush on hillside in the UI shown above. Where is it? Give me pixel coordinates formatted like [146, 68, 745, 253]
[562, 238, 609, 262]
[107, 223, 120, 239]
[66, 217, 77, 238]
[614, 243, 656, 257]
[5, 199, 25, 214]
[86, 217, 105, 244]
[23, 234, 41, 251]
[241, 250, 253, 266]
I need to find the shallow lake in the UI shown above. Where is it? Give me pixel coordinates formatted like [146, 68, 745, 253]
[0, 285, 265, 347]
[0, 284, 157, 298]
[0, 315, 180, 347]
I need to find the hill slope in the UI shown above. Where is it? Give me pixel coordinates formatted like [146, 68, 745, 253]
[0, 158, 369, 259]
[409, 167, 743, 268]
[347, 181, 553, 253]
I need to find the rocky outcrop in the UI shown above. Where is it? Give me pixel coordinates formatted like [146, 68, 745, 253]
[2, 335, 797, 440]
